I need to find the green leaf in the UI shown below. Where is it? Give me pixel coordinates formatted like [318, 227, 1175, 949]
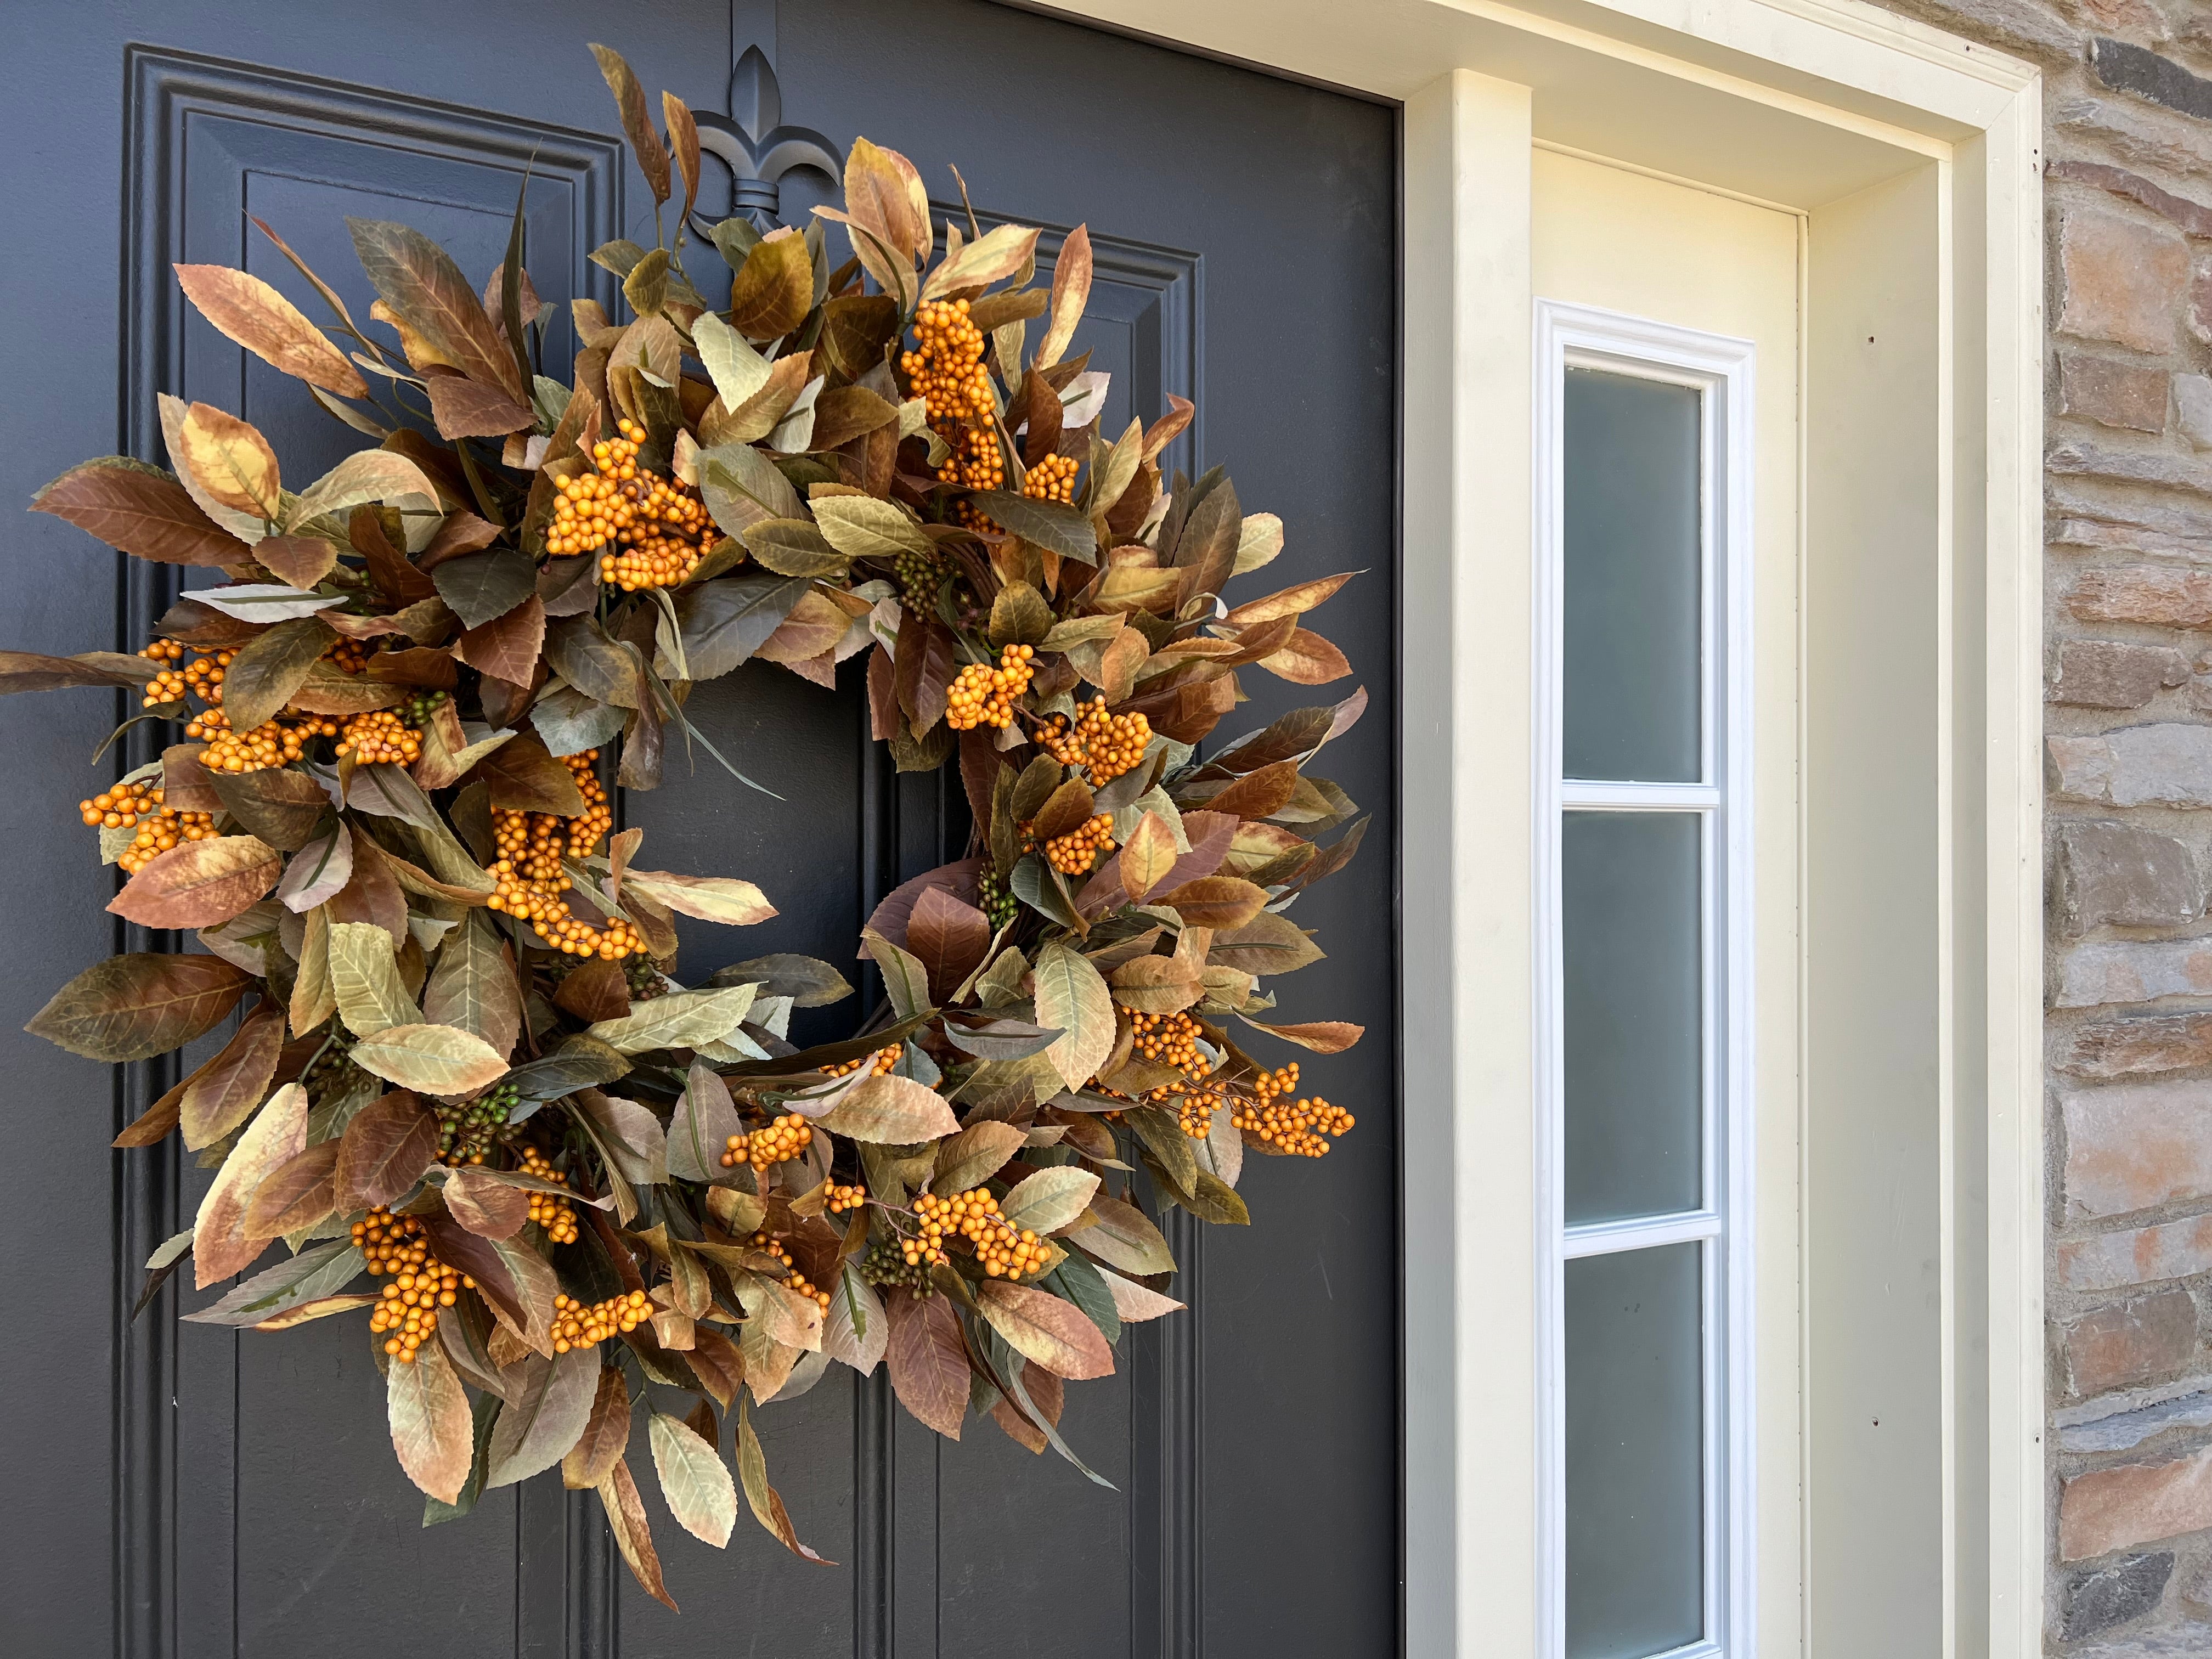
[1032, 940, 1115, 1092]
[810, 494, 930, 559]
[421, 912, 522, 1060]
[933, 1120, 1028, 1194]
[1075, 1193, 1176, 1276]
[691, 311, 772, 410]
[674, 573, 810, 681]
[1048, 1255, 1122, 1344]
[346, 217, 522, 399]
[968, 492, 1098, 562]
[432, 549, 538, 630]
[220, 617, 337, 731]
[586, 984, 758, 1055]
[860, 927, 932, 1021]
[975, 1281, 1114, 1380]
[1000, 1167, 1101, 1235]
[328, 920, 423, 1035]
[741, 517, 850, 579]
[350, 1024, 511, 1093]
[698, 441, 803, 529]
[668, 1059, 744, 1183]
[388, 1331, 473, 1504]
[649, 1411, 737, 1548]
[485, 1348, 601, 1488]
[501, 1035, 632, 1105]
[709, 953, 853, 1007]
[182, 1239, 363, 1325]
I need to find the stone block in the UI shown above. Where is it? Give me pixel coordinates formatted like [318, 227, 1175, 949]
[2193, 256, 2212, 347]
[2061, 1290, 2198, 1396]
[2069, 567, 2212, 629]
[2062, 1013, 2212, 1079]
[2062, 1445, 2212, 1560]
[2063, 1551, 2176, 1641]
[2050, 726, 2212, 808]
[2058, 207, 2190, 353]
[2056, 938, 2212, 1007]
[2051, 640, 2190, 708]
[2181, 374, 2212, 451]
[2057, 1215, 2212, 1290]
[2060, 1387, 2212, 1453]
[2063, 1080, 2212, 1216]
[2063, 354, 2171, 433]
[2051, 820, 2199, 935]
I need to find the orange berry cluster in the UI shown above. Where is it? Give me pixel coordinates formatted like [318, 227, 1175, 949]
[80, 781, 217, 874]
[1131, 1009, 1229, 1138]
[548, 419, 714, 591]
[911, 1189, 1046, 1282]
[1023, 452, 1079, 504]
[1039, 695, 1153, 786]
[487, 751, 641, 958]
[335, 708, 421, 766]
[722, 1113, 812, 1169]
[904, 299, 1012, 530]
[327, 637, 374, 676]
[750, 1232, 831, 1310]
[516, 1144, 580, 1244]
[946, 642, 1035, 731]
[1229, 1060, 1356, 1156]
[1025, 812, 1115, 876]
[552, 1289, 651, 1354]
[823, 1043, 900, 1080]
[825, 1182, 867, 1215]
[353, 1207, 473, 1362]
[188, 706, 341, 775]
[139, 639, 232, 709]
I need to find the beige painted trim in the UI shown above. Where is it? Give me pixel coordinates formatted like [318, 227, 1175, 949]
[1403, 69, 1537, 1659]
[1029, 1, 2045, 1651]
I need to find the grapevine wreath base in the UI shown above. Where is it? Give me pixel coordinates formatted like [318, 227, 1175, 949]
[15, 44, 1368, 1602]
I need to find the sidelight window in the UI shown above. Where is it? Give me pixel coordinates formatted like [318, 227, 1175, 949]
[1534, 303, 1756, 1659]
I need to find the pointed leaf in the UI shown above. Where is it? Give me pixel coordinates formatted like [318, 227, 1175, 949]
[108, 836, 281, 929]
[192, 1082, 307, 1287]
[31, 458, 241, 566]
[976, 1281, 1113, 1380]
[565, 1367, 632, 1490]
[668, 1060, 746, 1183]
[178, 1000, 285, 1149]
[816, 1073, 958, 1143]
[620, 869, 776, 927]
[388, 1331, 473, 1504]
[351, 1024, 510, 1094]
[650, 1411, 737, 1548]
[335, 1090, 439, 1211]
[486, 1347, 600, 1487]
[28, 952, 251, 1062]
[1000, 1167, 1100, 1236]
[1033, 941, 1115, 1092]
[885, 1290, 969, 1440]
[597, 1459, 677, 1611]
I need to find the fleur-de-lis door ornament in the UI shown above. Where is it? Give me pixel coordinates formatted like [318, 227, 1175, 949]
[689, 45, 842, 234]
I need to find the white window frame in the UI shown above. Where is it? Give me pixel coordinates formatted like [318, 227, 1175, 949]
[1532, 301, 1757, 1659]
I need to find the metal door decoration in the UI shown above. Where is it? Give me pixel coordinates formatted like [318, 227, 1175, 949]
[9, 30, 1380, 1630]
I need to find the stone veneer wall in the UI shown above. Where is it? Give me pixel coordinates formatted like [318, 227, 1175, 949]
[1866, 0, 2212, 1650]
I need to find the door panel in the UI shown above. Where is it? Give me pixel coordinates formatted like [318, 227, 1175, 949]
[0, 4, 1397, 1655]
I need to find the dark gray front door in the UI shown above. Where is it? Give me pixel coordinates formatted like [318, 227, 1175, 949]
[0, 3, 1397, 1654]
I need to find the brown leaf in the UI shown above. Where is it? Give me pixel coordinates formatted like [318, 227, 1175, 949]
[173, 263, 368, 398]
[329, 837, 410, 947]
[1118, 811, 1179, 904]
[1238, 1016, 1365, 1054]
[991, 1360, 1064, 1453]
[1029, 778, 1096, 845]
[112, 1079, 185, 1148]
[335, 1090, 439, 1211]
[456, 595, 546, 686]
[108, 836, 282, 929]
[975, 1281, 1114, 1380]
[727, 232, 814, 341]
[31, 460, 241, 566]
[1036, 225, 1092, 369]
[242, 1138, 340, 1238]
[885, 1289, 969, 1439]
[565, 1365, 632, 1489]
[351, 506, 438, 605]
[388, 1329, 473, 1504]
[599, 1458, 678, 1611]
[348, 218, 523, 400]
[475, 731, 588, 815]
[1108, 952, 1204, 1016]
[444, 1165, 531, 1239]
[208, 765, 330, 851]
[687, 1327, 746, 1410]
[192, 1082, 307, 1287]
[179, 1000, 285, 1149]
[426, 373, 534, 438]
[809, 385, 899, 452]
[663, 92, 700, 218]
[590, 44, 671, 205]
[1257, 628, 1352, 685]
[173, 402, 281, 520]
[1201, 759, 1303, 822]
[554, 957, 631, 1023]
[906, 885, 991, 1003]
[1222, 571, 1356, 628]
[161, 744, 224, 814]
[252, 535, 337, 589]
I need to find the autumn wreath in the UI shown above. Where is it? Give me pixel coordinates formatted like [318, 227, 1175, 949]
[13, 44, 1367, 1602]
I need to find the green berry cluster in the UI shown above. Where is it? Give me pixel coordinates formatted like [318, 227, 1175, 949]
[398, 687, 449, 727]
[438, 1081, 520, 1165]
[977, 868, 1017, 933]
[623, 953, 665, 1000]
[860, 1238, 934, 1297]
[893, 548, 947, 612]
[301, 1040, 365, 1105]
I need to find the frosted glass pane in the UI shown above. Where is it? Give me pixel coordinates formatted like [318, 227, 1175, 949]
[1563, 369, 1701, 782]
[1566, 1244, 1705, 1659]
[1563, 811, 1702, 1225]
